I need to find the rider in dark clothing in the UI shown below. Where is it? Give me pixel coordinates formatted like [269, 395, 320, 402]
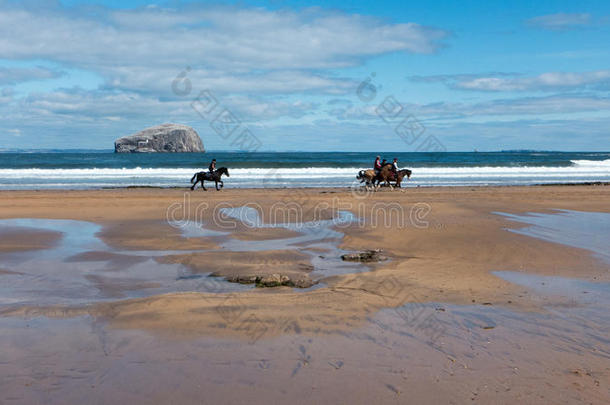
[374, 156, 382, 175]
[208, 159, 216, 173]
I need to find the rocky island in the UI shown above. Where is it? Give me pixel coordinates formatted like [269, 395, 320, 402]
[114, 123, 204, 153]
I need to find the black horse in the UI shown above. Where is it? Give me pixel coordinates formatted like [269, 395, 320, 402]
[190, 167, 230, 191]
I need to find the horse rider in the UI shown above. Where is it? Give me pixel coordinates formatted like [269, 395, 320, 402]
[374, 155, 382, 175]
[391, 158, 400, 178]
[208, 158, 216, 174]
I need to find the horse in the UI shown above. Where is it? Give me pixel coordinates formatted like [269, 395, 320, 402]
[375, 165, 412, 189]
[190, 167, 230, 191]
[394, 168, 412, 188]
[357, 169, 377, 189]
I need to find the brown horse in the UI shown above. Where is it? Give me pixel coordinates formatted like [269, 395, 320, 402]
[190, 167, 230, 191]
[375, 165, 412, 189]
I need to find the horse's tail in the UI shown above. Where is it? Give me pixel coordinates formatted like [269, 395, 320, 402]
[191, 172, 198, 183]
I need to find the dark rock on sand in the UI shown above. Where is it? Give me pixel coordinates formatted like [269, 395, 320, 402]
[258, 274, 289, 287]
[225, 275, 258, 284]
[223, 273, 314, 288]
[114, 123, 204, 153]
[341, 249, 387, 262]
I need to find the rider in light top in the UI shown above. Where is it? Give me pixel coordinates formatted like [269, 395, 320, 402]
[392, 158, 399, 173]
[208, 159, 216, 173]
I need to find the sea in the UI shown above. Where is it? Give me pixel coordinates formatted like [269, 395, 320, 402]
[0, 151, 609, 190]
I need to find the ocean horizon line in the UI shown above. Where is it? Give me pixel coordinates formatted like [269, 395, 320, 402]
[2, 149, 610, 154]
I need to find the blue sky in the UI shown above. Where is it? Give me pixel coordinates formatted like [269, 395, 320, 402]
[1, 0, 609, 151]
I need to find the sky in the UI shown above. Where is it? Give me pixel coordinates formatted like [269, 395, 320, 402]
[1, 0, 609, 151]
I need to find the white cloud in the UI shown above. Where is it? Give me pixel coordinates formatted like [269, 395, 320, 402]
[411, 70, 610, 92]
[526, 13, 591, 30]
[0, 87, 14, 103]
[221, 96, 319, 120]
[457, 71, 610, 91]
[326, 94, 610, 121]
[0, 66, 63, 85]
[463, 94, 610, 116]
[104, 67, 357, 96]
[327, 104, 379, 120]
[16, 87, 317, 124]
[0, 4, 447, 72]
[3, 90, 610, 150]
[6, 128, 21, 137]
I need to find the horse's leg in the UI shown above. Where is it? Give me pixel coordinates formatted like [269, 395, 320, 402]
[191, 177, 196, 190]
[201, 180, 207, 191]
[375, 176, 388, 189]
[215, 181, 220, 191]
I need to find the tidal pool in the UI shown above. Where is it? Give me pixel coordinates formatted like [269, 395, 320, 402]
[495, 209, 610, 264]
[0, 218, 251, 307]
[0, 209, 368, 306]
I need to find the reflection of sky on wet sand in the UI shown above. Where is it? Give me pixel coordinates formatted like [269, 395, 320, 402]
[0, 210, 365, 306]
[217, 207, 366, 277]
[496, 209, 610, 264]
[167, 206, 369, 279]
[0, 218, 251, 306]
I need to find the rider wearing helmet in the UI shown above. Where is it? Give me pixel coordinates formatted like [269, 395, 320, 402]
[208, 159, 216, 174]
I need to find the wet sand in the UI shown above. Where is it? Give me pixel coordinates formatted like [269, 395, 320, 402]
[0, 226, 62, 252]
[0, 185, 609, 404]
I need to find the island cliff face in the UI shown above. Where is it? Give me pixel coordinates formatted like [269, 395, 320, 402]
[114, 124, 204, 153]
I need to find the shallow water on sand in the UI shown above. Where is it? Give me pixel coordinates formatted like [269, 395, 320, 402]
[0, 218, 251, 306]
[216, 207, 366, 277]
[170, 206, 368, 278]
[495, 209, 610, 263]
[0, 210, 366, 306]
[493, 271, 610, 304]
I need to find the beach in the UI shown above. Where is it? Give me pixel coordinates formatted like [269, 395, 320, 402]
[4, 0, 610, 402]
[1, 185, 609, 404]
